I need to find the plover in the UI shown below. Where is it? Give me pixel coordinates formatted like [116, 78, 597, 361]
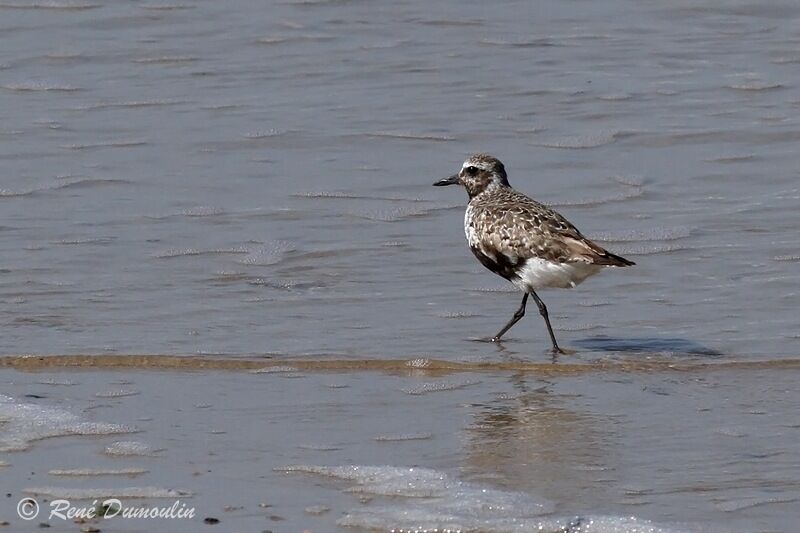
[433, 154, 634, 353]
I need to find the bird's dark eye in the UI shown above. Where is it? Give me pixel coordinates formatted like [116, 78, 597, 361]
[465, 166, 478, 175]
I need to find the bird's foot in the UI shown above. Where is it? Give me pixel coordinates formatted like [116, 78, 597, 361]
[552, 346, 575, 356]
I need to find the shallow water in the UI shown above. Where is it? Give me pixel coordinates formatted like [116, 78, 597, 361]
[1, 0, 799, 531]
[1, 364, 799, 531]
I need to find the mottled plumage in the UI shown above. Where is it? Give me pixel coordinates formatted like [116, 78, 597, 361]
[466, 185, 633, 290]
[433, 153, 634, 353]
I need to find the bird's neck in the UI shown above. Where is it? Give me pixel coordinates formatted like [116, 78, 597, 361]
[467, 181, 507, 200]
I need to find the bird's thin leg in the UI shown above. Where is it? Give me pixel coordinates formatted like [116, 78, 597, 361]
[491, 293, 528, 342]
[530, 290, 564, 354]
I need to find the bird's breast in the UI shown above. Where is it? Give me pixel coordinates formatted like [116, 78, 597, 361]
[463, 205, 479, 247]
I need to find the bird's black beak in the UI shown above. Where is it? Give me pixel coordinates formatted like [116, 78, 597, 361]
[433, 174, 459, 187]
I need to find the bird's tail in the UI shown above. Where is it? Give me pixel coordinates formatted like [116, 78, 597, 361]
[593, 249, 635, 267]
[567, 236, 636, 266]
[579, 238, 636, 266]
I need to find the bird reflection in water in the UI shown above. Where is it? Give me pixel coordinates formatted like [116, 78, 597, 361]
[462, 373, 620, 508]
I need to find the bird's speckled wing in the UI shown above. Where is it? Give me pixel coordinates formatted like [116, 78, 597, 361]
[465, 187, 632, 277]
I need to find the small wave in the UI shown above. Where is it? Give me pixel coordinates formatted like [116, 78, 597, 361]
[468, 285, 518, 293]
[532, 130, 630, 149]
[1, 81, 80, 91]
[256, 33, 335, 44]
[131, 56, 198, 64]
[242, 129, 285, 139]
[49, 468, 148, 477]
[361, 131, 455, 142]
[33, 120, 63, 129]
[292, 191, 428, 202]
[578, 300, 612, 308]
[37, 378, 77, 385]
[0, 1, 99, 9]
[773, 255, 800, 262]
[374, 432, 433, 442]
[207, 271, 251, 284]
[0, 178, 128, 197]
[598, 92, 633, 101]
[346, 205, 436, 222]
[590, 227, 693, 243]
[401, 379, 480, 395]
[615, 243, 690, 256]
[297, 443, 341, 451]
[179, 206, 224, 217]
[359, 39, 408, 50]
[62, 140, 147, 150]
[24, 487, 190, 499]
[249, 365, 298, 374]
[95, 389, 140, 398]
[556, 323, 604, 332]
[611, 174, 645, 187]
[771, 56, 800, 64]
[726, 81, 784, 91]
[706, 154, 757, 163]
[201, 102, 246, 111]
[717, 495, 798, 512]
[154, 247, 247, 259]
[76, 100, 182, 110]
[54, 237, 114, 245]
[436, 311, 479, 319]
[104, 440, 161, 457]
[481, 37, 559, 47]
[237, 241, 295, 266]
[550, 185, 644, 207]
[414, 18, 483, 27]
[139, 3, 193, 9]
[57, 177, 130, 188]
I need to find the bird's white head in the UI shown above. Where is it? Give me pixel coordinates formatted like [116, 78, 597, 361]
[433, 153, 510, 198]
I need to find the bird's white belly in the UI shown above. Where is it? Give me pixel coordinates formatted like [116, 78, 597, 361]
[512, 258, 602, 291]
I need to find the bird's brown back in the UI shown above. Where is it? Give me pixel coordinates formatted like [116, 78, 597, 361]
[466, 186, 635, 267]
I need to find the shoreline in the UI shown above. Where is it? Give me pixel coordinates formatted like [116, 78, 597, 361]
[2, 353, 800, 375]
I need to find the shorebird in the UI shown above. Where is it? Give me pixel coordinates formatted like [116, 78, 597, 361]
[433, 154, 634, 354]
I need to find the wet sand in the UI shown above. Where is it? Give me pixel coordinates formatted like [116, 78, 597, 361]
[2, 359, 799, 532]
[3, 352, 800, 374]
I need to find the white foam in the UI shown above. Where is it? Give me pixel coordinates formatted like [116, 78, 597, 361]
[179, 206, 224, 217]
[374, 433, 433, 442]
[37, 378, 78, 386]
[237, 241, 295, 265]
[249, 365, 298, 374]
[48, 468, 148, 477]
[104, 441, 160, 456]
[0, 394, 135, 452]
[401, 379, 480, 395]
[95, 389, 140, 398]
[281, 465, 687, 533]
